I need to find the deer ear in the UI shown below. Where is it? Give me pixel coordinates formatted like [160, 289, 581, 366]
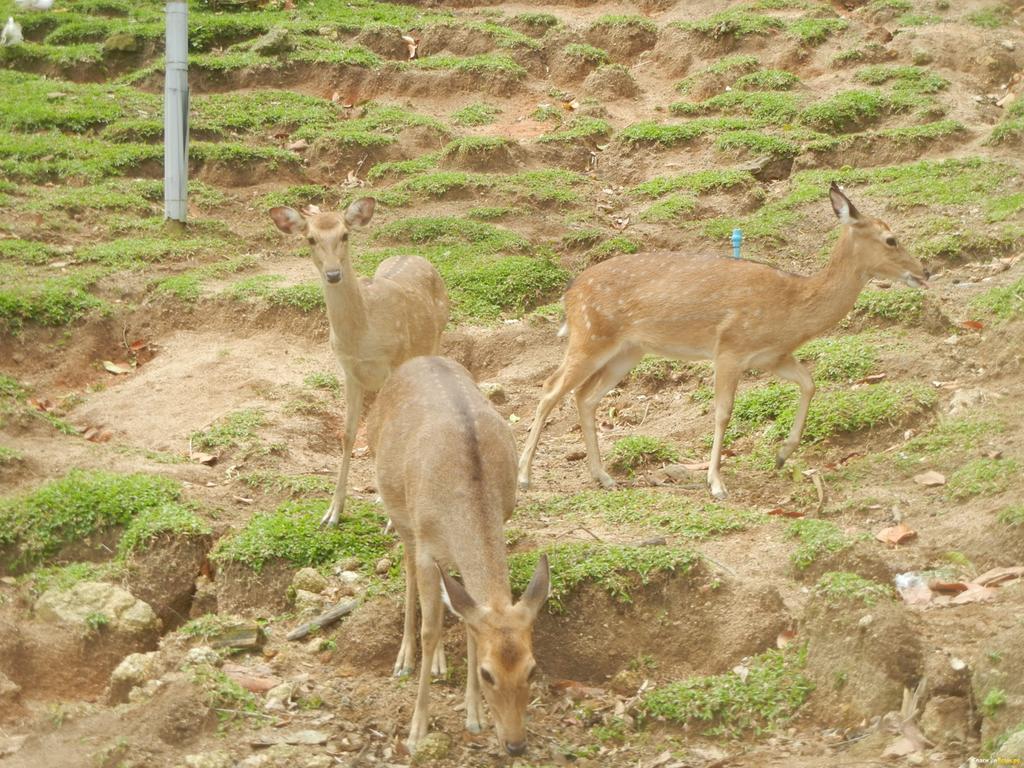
[269, 206, 308, 236]
[829, 182, 861, 225]
[344, 197, 376, 228]
[516, 554, 550, 621]
[438, 565, 482, 622]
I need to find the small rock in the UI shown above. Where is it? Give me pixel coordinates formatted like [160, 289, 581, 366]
[252, 730, 329, 747]
[337, 557, 361, 572]
[999, 39, 1015, 51]
[251, 26, 295, 56]
[375, 558, 392, 576]
[921, 695, 971, 745]
[906, 753, 925, 766]
[858, 614, 874, 628]
[190, 575, 218, 618]
[913, 470, 946, 487]
[0, 671, 21, 704]
[238, 756, 270, 768]
[264, 680, 298, 712]
[411, 732, 451, 764]
[0, 736, 27, 758]
[292, 568, 328, 595]
[303, 756, 334, 768]
[184, 751, 233, 768]
[184, 646, 222, 667]
[287, 139, 309, 152]
[947, 387, 998, 417]
[103, 32, 140, 54]
[128, 678, 162, 703]
[998, 730, 1024, 759]
[478, 382, 507, 404]
[109, 651, 160, 704]
[35, 582, 159, 636]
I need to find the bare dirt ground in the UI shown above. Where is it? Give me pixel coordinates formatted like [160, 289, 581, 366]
[2, 0, 1024, 766]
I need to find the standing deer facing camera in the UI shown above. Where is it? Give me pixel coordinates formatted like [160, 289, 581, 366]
[370, 356, 550, 756]
[270, 199, 449, 527]
[518, 183, 929, 500]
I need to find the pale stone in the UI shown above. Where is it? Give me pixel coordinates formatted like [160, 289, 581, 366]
[35, 582, 158, 635]
[291, 568, 328, 594]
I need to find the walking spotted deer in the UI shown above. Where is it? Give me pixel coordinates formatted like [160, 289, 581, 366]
[270, 199, 449, 527]
[369, 356, 550, 755]
[518, 183, 929, 500]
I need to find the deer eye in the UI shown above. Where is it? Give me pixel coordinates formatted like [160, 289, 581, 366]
[341, 232, 349, 242]
[480, 668, 495, 685]
[884, 236, 897, 247]
[306, 236, 316, 245]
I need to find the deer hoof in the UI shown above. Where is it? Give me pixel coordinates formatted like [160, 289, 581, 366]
[517, 478, 531, 492]
[465, 721, 483, 734]
[393, 666, 414, 678]
[597, 474, 617, 490]
[775, 454, 787, 470]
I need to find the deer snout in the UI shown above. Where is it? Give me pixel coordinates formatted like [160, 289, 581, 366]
[505, 741, 527, 757]
[324, 269, 342, 284]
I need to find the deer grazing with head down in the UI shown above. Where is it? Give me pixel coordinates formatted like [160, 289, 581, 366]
[370, 355, 550, 756]
[270, 198, 449, 527]
[518, 183, 929, 500]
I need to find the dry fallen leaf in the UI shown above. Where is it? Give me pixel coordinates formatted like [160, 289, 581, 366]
[81, 426, 112, 443]
[959, 320, 984, 331]
[856, 373, 888, 384]
[27, 397, 56, 413]
[550, 679, 607, 701]
[128, 338, 148, 352]
[913, 470, 946, 487]
[876, 523, 918, 546]
[192, 452, 218, 466]
[950, 584, 998, 604]
[102, 360, 132, 375]
[776, 629, 797, 648]
[768, 507, 804, 518]
[973, 566, 1024, 587]
[928, 581, 969, 595]
[287, 139, 309, 152]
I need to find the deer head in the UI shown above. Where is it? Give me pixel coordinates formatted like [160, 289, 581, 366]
[829, 182, 928, 289]
[269, 197, 376, 284]
[439, 555, 550, 756]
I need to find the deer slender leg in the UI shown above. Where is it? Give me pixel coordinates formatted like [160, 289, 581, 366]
[393, 535, 417, 677]
[407, 558, 444, 752]
[772, 353, 815, 468]
[321, 376, 364, 527]
[575, 346, 645, 489]
[707, 358, 742, 500]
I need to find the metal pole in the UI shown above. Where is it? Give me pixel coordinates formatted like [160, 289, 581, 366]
[164, 1, 188, 223]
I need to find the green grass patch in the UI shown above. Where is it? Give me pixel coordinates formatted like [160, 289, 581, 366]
[451, 102, 500, 127]
[854, 287, 924, 321]
[895, 417, 1002, 469]
[240, 471, 335, 497]
[411, 53, 527, 79]
[589, 14, 657, 33]
[116, 503, 210, 560]
[0, 239, 56, 266]
[0, 470, 181, 572]
[796, 334, 878, 382]
[190, 409, 266, 453]
[799, 89, 904, 132]
[854, 65, 948, 94]
[508, 543, 698, 613]
[373, 216, 529, 252]
[970, 276, 1024, 320]
[537, 116, 611, 144]
[639, 194, 698, 223]
[715, 130, 799, 158]
[226, 275, 323, 312]
[211, 499, 391, 572]
[733, 69, 800, 91]
[0, 445, 22, 465]
[609, 436, 680, 475]
[440, 135, 511, 160]
[814, 571, 893, 605]
[563, 43, 609, 65]
[967, 6, 1011, 28]
[998, 505, 1024, 527]
[528, 490, 765, 541]
[154, 255, 257, 302]
[619, 118, 753, 147]
[632, 169, 756, 198]
[0, 131, 162, 182]
[639, 648, 812, 736]
[0, 267, 108, 332]
[945, 458, 1019, 500]
[787, 519, 852, 570]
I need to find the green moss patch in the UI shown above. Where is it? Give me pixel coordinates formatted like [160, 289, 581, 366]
[537, 116, 612, 144]
[0, 470, 181, 572]
[211, 499, 391, 572]
[451, 102, 500, 127]
[639, 648, 812, 736]
[508, 543, 699, 613]
[970, 276, 1024, 320]
[116, 503, 211, 560]
[619, 118, 754, 147]
[0, 267, 109, 332]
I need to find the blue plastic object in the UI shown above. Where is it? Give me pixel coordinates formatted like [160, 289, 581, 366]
[731, 228, 743, 259]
